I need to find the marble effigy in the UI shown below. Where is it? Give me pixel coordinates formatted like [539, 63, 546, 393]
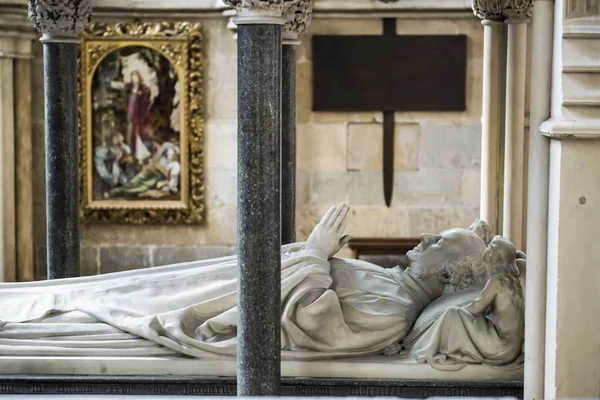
[0, 203, 525, 381]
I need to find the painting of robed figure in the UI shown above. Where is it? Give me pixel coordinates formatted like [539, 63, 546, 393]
[78, 22, 205, 224]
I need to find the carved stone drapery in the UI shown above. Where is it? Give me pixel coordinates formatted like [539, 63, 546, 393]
[28, 0, 92, 42]
[472, 0, 533, 21]
[283, 0, 313, 41]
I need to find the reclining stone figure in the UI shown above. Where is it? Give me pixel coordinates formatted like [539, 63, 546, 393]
[0, 202, 499, 360]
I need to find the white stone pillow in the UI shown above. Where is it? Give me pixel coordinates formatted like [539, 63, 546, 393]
[400, 285, 484, 350]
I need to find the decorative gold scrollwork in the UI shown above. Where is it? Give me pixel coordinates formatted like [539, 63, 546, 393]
[78, 22, 205, 225]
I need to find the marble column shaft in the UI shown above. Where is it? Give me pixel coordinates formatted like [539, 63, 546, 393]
[524, 2, 553, 399]
[43, 43, 80, 279]
[502, 21, 528, 250]
[236, 23, 282, 396]
[281, 43, 296, 245]
[480, 20, 507, 234]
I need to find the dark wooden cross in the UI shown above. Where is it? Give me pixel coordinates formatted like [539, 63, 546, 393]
[382, 18, 396, 207]
[312, 25, 467, 207]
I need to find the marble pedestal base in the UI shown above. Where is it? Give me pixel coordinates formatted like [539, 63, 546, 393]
[0, 375, 523, 398]
[0, 356, 523, 398]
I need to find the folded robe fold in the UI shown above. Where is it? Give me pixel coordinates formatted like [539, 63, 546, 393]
[0, 244, 434, 359]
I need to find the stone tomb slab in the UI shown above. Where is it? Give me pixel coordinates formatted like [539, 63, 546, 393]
[0, 355, 523, 397]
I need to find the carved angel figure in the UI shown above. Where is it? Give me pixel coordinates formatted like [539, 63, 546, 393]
[409, 235, 525, 369]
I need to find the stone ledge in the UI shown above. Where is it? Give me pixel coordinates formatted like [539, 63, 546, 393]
[539, 118, 600, 140]
[0, 374, 523, 397]
[563, 22, 600, 39]
[0, 356, 523, 382]
[2, 0, 472, 12]
[2, 0, 473, 20]
[0, 7, 37, 38]
[314, 0, 471, 11]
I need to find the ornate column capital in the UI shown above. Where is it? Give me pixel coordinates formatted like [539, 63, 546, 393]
[283, 0, 313, 43]
[28, 0, 92, 43]
[502, 0, 533, 22]
[472, 0, 533, 23]
[471, 0, 505, 22]
[223, 0, 299, 25]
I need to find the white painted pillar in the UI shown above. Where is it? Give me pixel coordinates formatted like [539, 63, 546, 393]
[538, 0, 600, 395]
[523, 2, 554, 399]
[503, 10, 530, 250]
[539, 125, 600, 398]
[472, 4, 507, 235]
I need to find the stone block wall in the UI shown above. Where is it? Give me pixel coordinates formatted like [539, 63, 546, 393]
[31, 14, 484, 278]
[292, 17, 484, 254]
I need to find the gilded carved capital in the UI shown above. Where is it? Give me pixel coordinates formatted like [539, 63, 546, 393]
[283, 0, 313, 41]
[472, 0, 533, 21]
[28, 0, 92, 42]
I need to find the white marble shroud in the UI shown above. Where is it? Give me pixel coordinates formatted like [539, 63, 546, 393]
[0, 243, 441, 360]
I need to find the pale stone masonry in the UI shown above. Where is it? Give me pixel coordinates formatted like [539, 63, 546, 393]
[30, 15, 489, 276]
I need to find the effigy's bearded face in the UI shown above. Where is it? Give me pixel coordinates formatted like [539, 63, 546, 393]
[407, 228, 485, 275]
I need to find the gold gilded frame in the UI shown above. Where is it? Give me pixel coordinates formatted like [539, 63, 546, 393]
[78, 22, 205, 224]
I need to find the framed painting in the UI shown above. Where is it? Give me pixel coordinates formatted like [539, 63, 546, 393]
[78, 22, 205, 224]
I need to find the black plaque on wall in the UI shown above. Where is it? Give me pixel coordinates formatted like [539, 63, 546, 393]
[312, 35, 467, 112]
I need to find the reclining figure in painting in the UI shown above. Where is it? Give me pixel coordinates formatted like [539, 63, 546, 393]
[0, 202, 523, 367]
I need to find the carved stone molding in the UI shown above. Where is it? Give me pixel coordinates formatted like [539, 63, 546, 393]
[28, 0, 92, 42]
[566, 0, 600, 19]
[223, 9, 238, 40]
[223, 0, 299, 24]
[502, 0, 533, 20]
[223, 0, 297, 13]
[0, 6, 37, 38]
[472, 0, 532, 21]
[283, 0, 313, 41]
[472, 0, 504, 21]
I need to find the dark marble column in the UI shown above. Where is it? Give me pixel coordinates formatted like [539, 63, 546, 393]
[236, 23, 282, 396]
[29, 0, 92, 279]
[43, 43, 80, 279]
[281, 43, 297, 245]
[281, 0, 312, 245]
